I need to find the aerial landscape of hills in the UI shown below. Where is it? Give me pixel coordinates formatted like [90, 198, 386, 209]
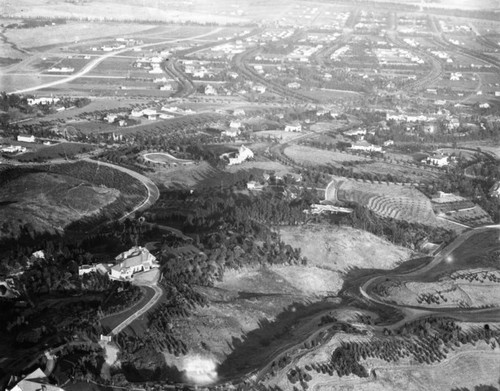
[0, 1, 499, 390]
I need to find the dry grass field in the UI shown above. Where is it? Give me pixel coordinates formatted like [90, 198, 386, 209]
[0, 172, 119, 239]
[279, 224, 412, 272]
[146, 161, 216, 189]
[225, 159, 294, 178]
[285, 145, 371, 166]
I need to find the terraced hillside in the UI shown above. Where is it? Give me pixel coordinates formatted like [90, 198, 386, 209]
[326, 177, 437, 225]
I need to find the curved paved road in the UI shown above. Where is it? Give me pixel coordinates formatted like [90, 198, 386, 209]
[83, 158, 160, 221]
[359, 224, 500, 312]
[110, 281, 163, 336]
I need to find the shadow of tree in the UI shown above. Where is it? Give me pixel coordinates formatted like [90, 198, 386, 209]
[217, 300, 340, 381]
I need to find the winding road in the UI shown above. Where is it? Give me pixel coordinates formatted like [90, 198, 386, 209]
[109, 281, 163, 336]
[359, 224, 500, 315]
[83, 158, 160, 222]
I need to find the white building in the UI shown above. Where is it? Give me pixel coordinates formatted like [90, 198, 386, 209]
[350, 140, 382, 152]
[285, 123, 302, 132]
[130, 109, 143, 118]
[425, 155, 449, 167]
[223, 128, 240, 137]
[0, 145, 26, 153]
[344, 128, 367, 137]
[110, 246, 158, 280]
[205, 85, 217, 95]
[17, 135, 35, 143]
[229, 121, 242, 129]
[222, 145, 254, 166]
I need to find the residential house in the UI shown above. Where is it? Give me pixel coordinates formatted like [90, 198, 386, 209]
[284, 123, 302, 132]
[222, 145, 254, 166]
[110, 246, 158, 280]
[105, 114, 118, 124]
[205, 85, 217, 95]
[350, 140, 382, 152]
[229, 121, 242, 129]
[252, 85, 266, 94]
[130, 109, 143, 118]
[343, 128, 366, 138]
[17, 135, 35, 143]
[425, 155, 449, 167]
[1, 145, 26, 153]
[223, 128, 240, 138]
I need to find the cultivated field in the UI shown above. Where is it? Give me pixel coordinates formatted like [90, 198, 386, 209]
[326, 177, 437, 225]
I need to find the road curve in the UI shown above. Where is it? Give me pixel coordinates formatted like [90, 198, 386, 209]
[82, 158, 160, 221]
[110, 282, 163, 336]
[359, 224, 500, 311]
